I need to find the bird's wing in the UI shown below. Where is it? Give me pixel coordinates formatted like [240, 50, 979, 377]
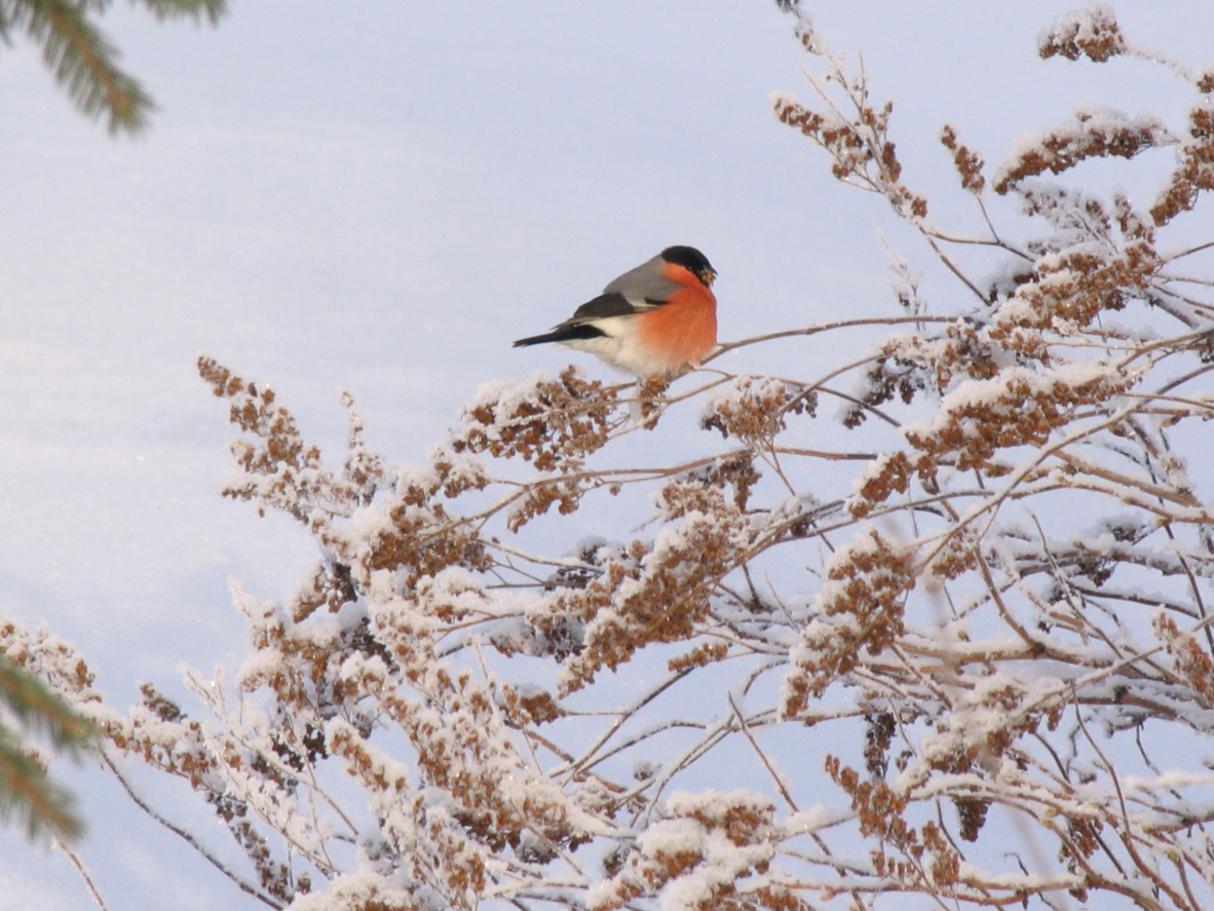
[562, 292, 657, 326]
[602, 254, 681, 302]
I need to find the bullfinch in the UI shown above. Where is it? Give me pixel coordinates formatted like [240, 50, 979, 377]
[512, 245, 718, 377]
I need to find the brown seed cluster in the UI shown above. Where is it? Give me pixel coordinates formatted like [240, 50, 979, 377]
[559, 484, 747, 694]
[679, 452, 761, 513]
[940, 124, 986, 193]
[843, 324, 998, 430]
[902, 364, 1130, 477]
[993, 108, 1168, 195]
[990, 245, 1160, 345]
[1037, 6, 1127, 62]
[1155, 613, 1214, 706]
[774, 79, 928, 220]
[451, 367, 617, 472]
[1150, 104, 1214, 225]
[702, 375, 814, 444]
[783, 529, 914, 715]
[199, 356, 325, 522]
[591, 792, 783, 911]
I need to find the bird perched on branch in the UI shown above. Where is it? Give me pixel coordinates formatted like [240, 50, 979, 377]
[513, 245, 718, 378]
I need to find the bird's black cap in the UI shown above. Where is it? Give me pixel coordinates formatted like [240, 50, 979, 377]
[660, 245, 716, 280]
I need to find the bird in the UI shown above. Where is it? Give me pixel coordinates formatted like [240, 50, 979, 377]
[512, 245, 718, 378]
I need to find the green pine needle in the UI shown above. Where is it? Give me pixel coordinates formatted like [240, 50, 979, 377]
[0, 0, 229, 134]
[0, 661, 92, 841]
[0, 727, 84, 841]
[137, 0, 228, 26]
[0, 660, 93, 753]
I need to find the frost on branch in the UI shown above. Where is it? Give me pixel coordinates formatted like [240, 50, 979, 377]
[7, 8, 1214, 911]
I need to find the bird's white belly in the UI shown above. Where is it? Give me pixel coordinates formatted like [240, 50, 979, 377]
[560, 316, 673, 376]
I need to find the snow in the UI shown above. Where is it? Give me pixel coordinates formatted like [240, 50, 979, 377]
[665, 787, 775, 821]
[782, 804, 852, 834]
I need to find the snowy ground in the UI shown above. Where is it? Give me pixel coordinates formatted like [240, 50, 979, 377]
[1, 2, 1210, 907]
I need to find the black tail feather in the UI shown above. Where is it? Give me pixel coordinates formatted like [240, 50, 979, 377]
[512, 324, 606, 348]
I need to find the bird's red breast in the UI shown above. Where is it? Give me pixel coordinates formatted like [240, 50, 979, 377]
[633, 262, 719, 371]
